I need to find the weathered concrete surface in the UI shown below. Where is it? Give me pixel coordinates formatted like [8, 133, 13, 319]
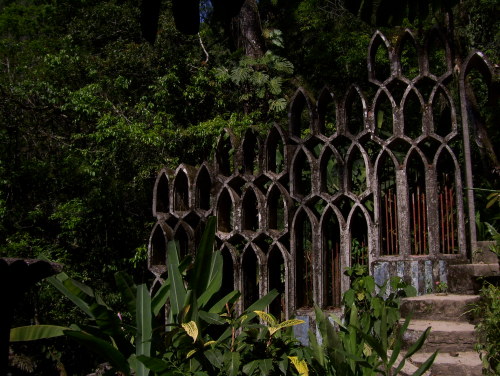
[472, 241, 498, 264]
[400, 294, 480, 322]
[409, 352, 482, 376]
[403, 319, 477, 353]
[400, 291, 484, 376]
[448, 263, 500, 294]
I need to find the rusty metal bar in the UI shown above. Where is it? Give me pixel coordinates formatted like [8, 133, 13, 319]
[450, 186, 455, 251]
[389, 190, 393, 255]
[412, 192, 417, 254]
[393, 190, 399, 255]
[384, 194, 389, 254]
[417, 186, 422, 255]
[440, 191, 444, 252]
[445, 184, 450, 252]
[422, 191, 427, 254]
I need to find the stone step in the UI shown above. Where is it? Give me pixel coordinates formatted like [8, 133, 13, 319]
[402, 320, 477, 353]
[408, 351, 482, 376]
[400, 294, 480, 323]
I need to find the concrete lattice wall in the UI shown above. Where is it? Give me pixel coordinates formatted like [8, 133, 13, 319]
[148, 29, 498, 318]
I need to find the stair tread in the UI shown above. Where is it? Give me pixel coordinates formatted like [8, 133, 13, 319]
[405, 320, 476, 332]
[409, 351, 482, 366]
[402, 294, 480, 302]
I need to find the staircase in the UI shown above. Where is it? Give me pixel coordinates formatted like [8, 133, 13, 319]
[399, 245, 499, 376]
[400, 294, 482, 376]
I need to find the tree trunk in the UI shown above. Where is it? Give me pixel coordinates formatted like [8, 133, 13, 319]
[230, 0, 265, 58]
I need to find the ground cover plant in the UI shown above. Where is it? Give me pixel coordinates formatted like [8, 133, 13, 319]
[10, 217, 436, 375]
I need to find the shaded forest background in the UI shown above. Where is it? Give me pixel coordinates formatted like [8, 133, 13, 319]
[0, 0, 498, 373]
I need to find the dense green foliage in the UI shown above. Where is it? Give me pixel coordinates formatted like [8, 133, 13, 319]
[472, 283, 500, 375]
[1, 0, 498, 373]
[12, 219, 433, 375]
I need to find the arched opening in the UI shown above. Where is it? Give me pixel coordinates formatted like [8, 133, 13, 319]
[217, 189, 233, 233]
[290, 89, 312, 138]
[294, 211, 314, 309]
[407, 152, 428, 255]
[372, 36, 391, 82]
[155, 172, 169, 213]
[348, 146, 367, 195]
[320, 148, 340, 195]
[268, 246, 286, 320]
[242, 189, 259, 231]
[174, 225, 190, 260]
[432, 89, 453, 137]
[378, 153, 399, 255]
[195, 166, 211, 210]
[242, 248, 260, 310]
[403, 89, 423, 139]
[346, 89, 364, 135]
[317, 88, 337, 136]
[427, 31, 448, 77]
[350, 208, 369, 266]
[399, 33, 419, 79]
[216, 133, 233, 176]
[293, 149, 312, 197]
[374, 90, 393, 139]
[242, 130, 260, 175]
[437, 150, 458, 254]
[322, 209, 341, 308]
[173, 170, 189, 212]
[266, 127, 285, 173]
[267, 186, 285, 231]
[150, 224, 167, 266]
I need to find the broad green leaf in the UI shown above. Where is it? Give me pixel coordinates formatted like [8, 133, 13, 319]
[224, 351, 240, 376]
[10, 325, 69, 341]
[241, 290, 278, 324]
[182, 321, 198, 342]
[189, 217, 216, 293]
[204, 349, 223, 369]
[65, 330, 130, 375]
[47, 273, 93, 318]
[258, 358, 273, 375]
[199, 310, 225, 325]
[151, 279, 170, 317]
[167, 240, 186, 320]
[135, 284, 152, 376]
[242, 359, 259, 375]
[389, 315, 412, 368]
[197, 250, 223, 308]
[208, 290, 240, 314]
[352, 325, 387, 363]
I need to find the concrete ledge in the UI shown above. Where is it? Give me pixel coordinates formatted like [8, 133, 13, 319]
[448, 263, 499, 294]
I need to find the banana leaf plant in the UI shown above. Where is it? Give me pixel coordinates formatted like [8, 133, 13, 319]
[10, 217, 299, 375]
[10, 217, 239, 375]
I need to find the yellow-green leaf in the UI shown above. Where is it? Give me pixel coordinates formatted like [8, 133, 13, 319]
[181, 321, 198, 342]
[269, 319, 305, 336]
[254, 310, 277, 326]
[288, 356, 309, 376]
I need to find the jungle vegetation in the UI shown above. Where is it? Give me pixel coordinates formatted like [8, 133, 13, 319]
[0, 0, 498, 374]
